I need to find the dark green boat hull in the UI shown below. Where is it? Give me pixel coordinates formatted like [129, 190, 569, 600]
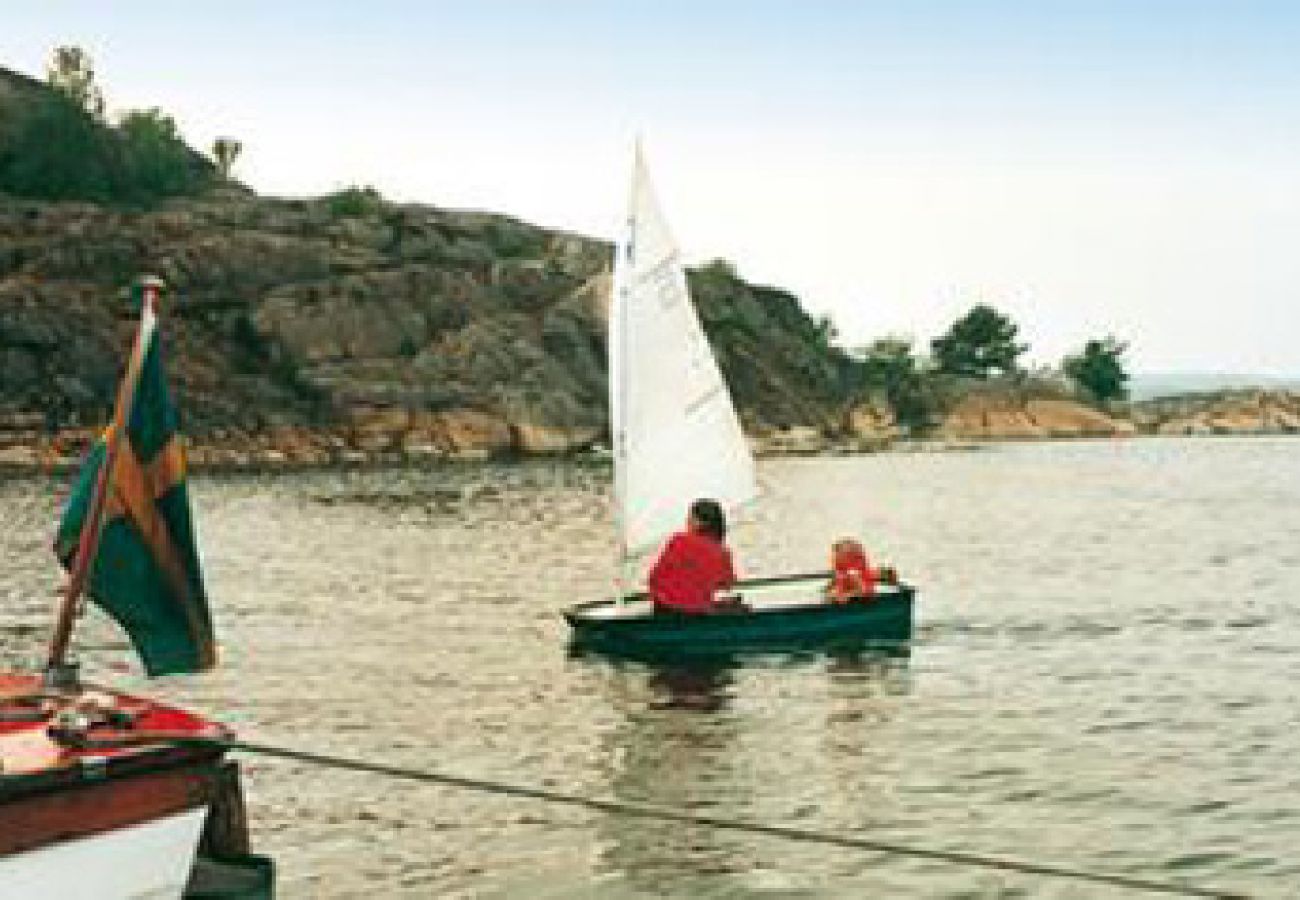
[565, 584, 915, 660]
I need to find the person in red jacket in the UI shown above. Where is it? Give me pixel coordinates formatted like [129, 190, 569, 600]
[647, 499, 738, 614]
[826, 537, 875, 603]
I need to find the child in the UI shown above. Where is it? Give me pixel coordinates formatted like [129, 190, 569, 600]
[826, 538, 874, 603]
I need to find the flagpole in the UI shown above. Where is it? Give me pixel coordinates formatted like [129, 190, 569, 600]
[45, 277, 164, 687]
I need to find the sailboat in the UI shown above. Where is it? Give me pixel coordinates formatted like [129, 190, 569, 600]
[565, 148, 915, 659]
[0, 278, 271, 898]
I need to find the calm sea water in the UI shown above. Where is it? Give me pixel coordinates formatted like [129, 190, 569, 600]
[2, 437, 1299, 898]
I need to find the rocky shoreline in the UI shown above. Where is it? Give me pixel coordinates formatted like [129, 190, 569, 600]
[1129, 389, 1300, 436]
[0, 185, 871, 469]
[3, 66, 1296, 477]
[1, 388, 1295, 474]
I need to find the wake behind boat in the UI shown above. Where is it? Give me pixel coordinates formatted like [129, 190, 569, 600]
[565, 148, 917, 658]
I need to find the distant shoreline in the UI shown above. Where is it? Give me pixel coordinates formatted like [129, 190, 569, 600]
[1, 416, 1296, 479]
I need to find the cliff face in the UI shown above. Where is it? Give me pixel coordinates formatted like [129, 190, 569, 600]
[0, 186, 855, 466]
[3, 185, 1294, 468]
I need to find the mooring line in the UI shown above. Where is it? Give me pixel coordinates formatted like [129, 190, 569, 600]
[201, 737, 1247, 898]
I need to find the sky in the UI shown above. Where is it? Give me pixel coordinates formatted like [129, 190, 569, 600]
[5, 1, 1300, 374]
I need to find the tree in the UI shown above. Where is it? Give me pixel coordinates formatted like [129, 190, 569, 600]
[1063, 336, 1130, 402]
[1, 46, 114, 200]
[46, 45, 104, 120]
[857, 337, 914, 385]
[854, 337, 934, 429]
[931, 304, 1027, 378]
[1, 46, 209, 205]
[117, 108, 205, 203]
[0, 92, 114, 201]
[212, 137, 242, 179]
[813, 314, 838, 348]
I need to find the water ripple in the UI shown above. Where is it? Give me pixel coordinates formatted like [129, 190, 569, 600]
[1, 438, 1297, 896]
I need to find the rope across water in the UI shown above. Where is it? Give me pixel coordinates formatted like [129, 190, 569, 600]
[195, 737, 1248, 899]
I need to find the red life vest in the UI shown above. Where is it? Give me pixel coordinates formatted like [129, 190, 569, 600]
[830, 542, 874, 601]
[647, 531, 736, 614]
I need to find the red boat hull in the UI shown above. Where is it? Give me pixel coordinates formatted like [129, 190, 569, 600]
[0, 671, 246, 898]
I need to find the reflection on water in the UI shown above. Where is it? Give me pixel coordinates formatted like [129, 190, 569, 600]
[2, 438, 1300, 896]
[602, 662, 746, 894]
[646, 663, 734, 712]
[595, 650, 914, 897]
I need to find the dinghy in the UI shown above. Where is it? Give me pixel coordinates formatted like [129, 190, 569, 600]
[567, 578, 916, 661]
[565, 148, 915, 658]
[0, 278, 271, 899]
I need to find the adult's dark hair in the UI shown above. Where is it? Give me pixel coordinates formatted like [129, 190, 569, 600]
[689, 498, 727, 540]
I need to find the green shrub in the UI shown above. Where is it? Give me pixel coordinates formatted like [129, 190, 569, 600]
[325, 185, 384, 218]
[852, 337, 937, 430]
[0, 93, 115, 202]
[0, 48, 210, 206]
[488, 222, 542, 258]
[1064, 336, 1130, 402]
[116, 108, 206, 204]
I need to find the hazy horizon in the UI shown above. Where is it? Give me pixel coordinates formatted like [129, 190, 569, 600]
[5, 2, 1299, 377]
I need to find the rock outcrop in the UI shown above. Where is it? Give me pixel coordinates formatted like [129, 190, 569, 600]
[3, 66, 1293, 470]
[932, 383, 1134, 441]
[0, 185, 855, 468]
[929, 386, 1300, 443]
[1131, 390, 1300, 436]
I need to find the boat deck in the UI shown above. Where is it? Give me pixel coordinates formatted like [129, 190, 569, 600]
[0, 672, 226, 787]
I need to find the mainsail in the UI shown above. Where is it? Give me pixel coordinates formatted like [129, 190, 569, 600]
[609, 146, 758, 558]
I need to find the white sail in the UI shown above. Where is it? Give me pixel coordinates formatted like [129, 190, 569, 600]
[609, 146, 758, 558]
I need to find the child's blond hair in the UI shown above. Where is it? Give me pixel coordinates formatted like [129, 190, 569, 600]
[831, 537, 865, 561]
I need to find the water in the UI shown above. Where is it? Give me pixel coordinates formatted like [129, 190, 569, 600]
[2, 437, 1298, 897]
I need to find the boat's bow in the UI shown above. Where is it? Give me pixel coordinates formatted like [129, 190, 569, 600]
[0, 278, 274, 898]
[0, 671, 245, 899]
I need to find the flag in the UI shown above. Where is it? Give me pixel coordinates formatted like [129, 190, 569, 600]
[54, 296, 216, 675]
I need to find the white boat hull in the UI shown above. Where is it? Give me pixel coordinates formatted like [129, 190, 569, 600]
[0, 806, 208, 900]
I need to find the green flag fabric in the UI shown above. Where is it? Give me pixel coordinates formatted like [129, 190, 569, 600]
[55, 324, 216, 676]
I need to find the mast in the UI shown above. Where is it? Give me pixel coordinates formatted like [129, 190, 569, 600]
[611, 141, 641, 571]
[46, 277, 164, 687]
